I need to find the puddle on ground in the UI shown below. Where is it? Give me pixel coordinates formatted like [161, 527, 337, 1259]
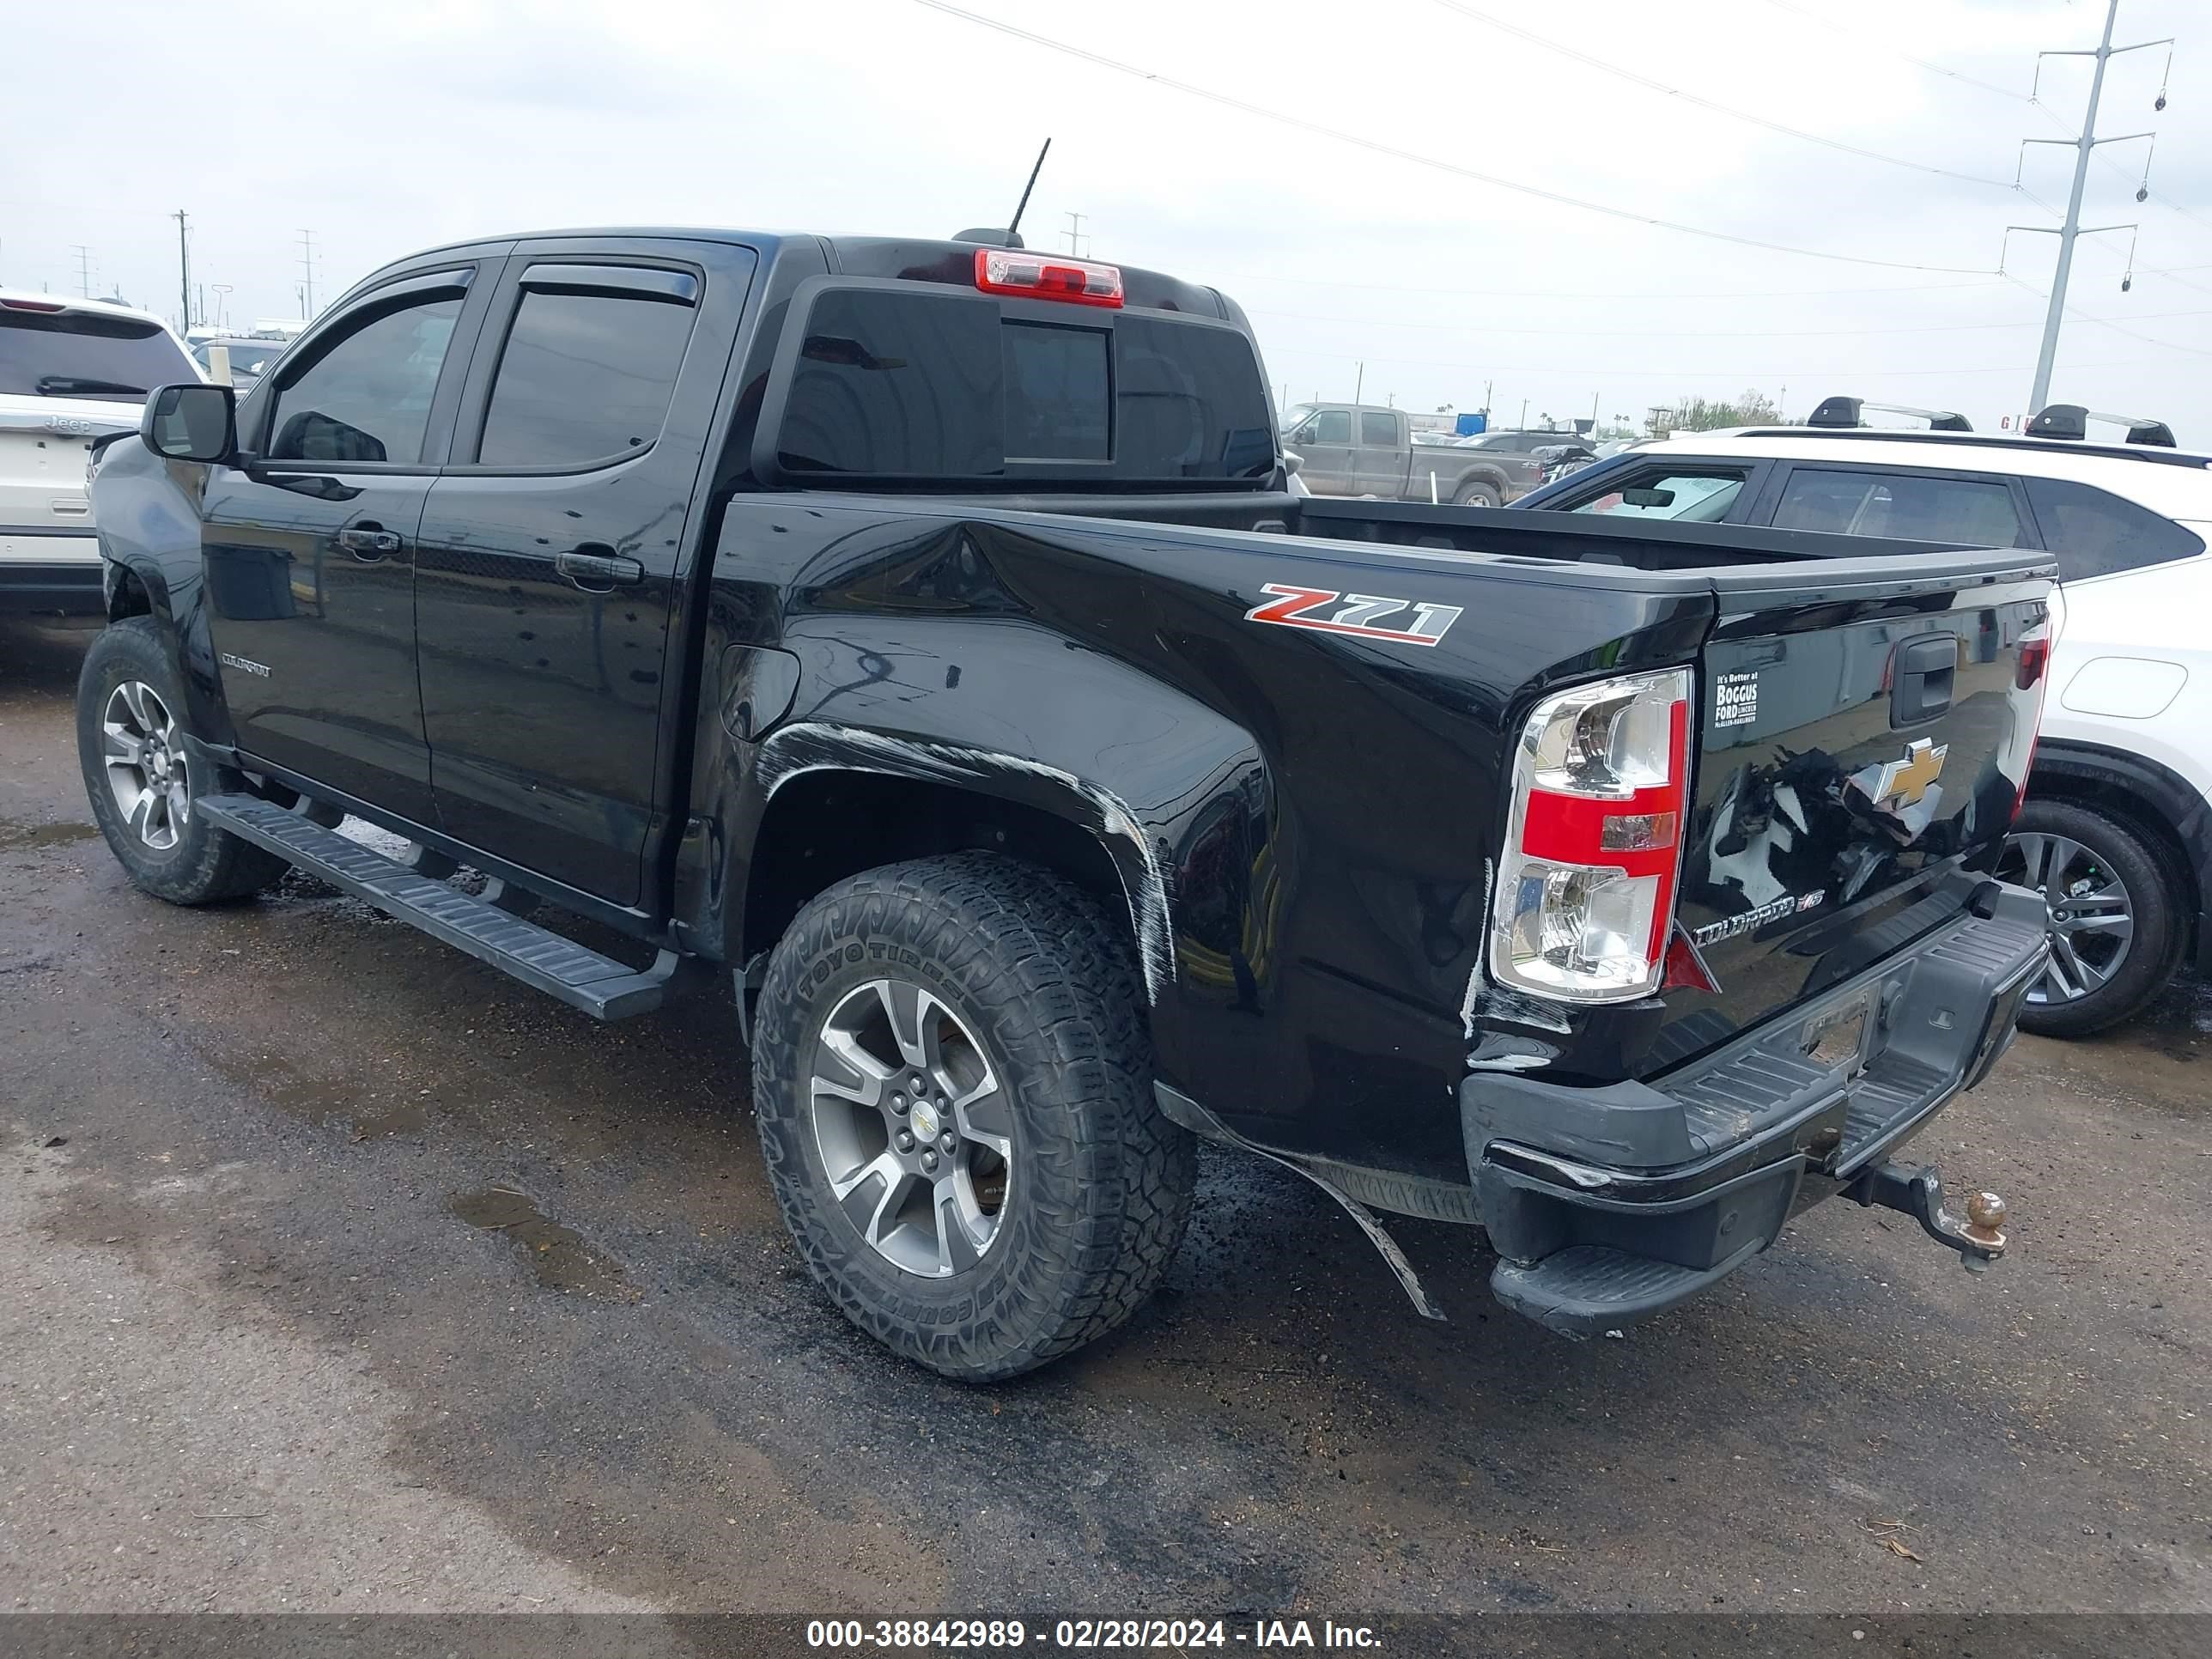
[451, 1186, 631, 1297]
[0, 817, 97, 851]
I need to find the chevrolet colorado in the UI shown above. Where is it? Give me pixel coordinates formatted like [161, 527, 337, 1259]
[83, 228, 2054, 1378]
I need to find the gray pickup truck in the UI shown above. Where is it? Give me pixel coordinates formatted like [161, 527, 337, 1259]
[1283, 403, 1555, 505]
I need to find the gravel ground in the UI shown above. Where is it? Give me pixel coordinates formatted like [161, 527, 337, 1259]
[2, 614, 2207, 1619]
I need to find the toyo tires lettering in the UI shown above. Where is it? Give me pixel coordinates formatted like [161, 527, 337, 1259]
[1243, 583, 1462, 647]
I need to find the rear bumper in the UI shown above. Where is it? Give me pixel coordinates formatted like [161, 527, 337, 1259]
[0, 549, 103, 615]
[1462, 880, 2049, 1337]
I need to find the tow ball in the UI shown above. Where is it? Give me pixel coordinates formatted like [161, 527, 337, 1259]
[1850, 1161, 2009, 1273]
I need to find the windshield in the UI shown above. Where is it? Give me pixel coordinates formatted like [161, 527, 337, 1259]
[194, 339, 289, 379]
[1571, 473, 1744, 522]
[1, 308, 195, 401]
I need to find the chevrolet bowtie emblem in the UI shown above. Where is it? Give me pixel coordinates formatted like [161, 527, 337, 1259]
[1869, 738, 1948, 811]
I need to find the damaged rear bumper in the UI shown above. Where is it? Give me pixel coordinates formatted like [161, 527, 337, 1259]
[1463, 881, 2049, 1339]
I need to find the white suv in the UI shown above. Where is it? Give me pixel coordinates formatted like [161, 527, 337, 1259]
[1518, 412, 2212, 1036]
[2, 290, 200, 615]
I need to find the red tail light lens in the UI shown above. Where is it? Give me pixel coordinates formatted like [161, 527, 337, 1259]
[974, 248, 1124, 307]
[1491, 667, 1692, 1002]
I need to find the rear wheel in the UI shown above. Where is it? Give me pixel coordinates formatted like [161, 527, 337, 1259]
[750, 853, 1197, 1381]
[1455, 480, 1501, 507]
[1997, 799, 2181, 1037]
[76, 617, 289, 906]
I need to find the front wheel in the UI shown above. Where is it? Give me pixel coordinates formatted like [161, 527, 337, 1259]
[76, 617, 289, 905]
[750, 853, 1197, 1381]
[1997, 799, 2182, 1037]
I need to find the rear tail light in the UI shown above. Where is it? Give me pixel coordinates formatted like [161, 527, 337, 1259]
[2008, 615, 2057, 823]
[1490, 667, 1692, 1003]
[973, 248, 1124, 308]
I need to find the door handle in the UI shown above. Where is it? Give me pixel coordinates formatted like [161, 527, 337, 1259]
[555, 548, 645, 592]
[336, 526, 403, 561]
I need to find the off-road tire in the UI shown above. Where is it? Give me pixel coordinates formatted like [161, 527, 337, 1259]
[2004, 799, 2181, 1038]
[750, 852, 1197, 1381]
[76, 616, 289, 905]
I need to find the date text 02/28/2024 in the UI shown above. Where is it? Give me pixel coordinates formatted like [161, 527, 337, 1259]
[805, 1618, 1382, 1649]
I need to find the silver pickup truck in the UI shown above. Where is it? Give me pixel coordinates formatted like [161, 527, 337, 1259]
[1282, 403, 1558, 505]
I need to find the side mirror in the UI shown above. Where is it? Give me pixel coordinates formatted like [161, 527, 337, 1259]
[1282, 451, 1304, 476]
[142, 383, 237, 464]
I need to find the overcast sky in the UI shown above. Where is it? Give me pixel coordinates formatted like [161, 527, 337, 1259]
[7, 0, 2209, 437]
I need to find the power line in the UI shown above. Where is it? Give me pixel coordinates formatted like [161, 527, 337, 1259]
[1759, 0, 2034, 103]
[909, 0, 1999, 275]
[2000, 271, 2212, 360]
[1425, 0, 2014, 188]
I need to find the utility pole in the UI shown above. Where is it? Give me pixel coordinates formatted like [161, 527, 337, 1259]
[2014, 0, 2168, 413]
[297, 228, 318, 319]
[173, 210, 192, 331]
[71, 246, 93, 298]
[1060, 211, 1087, 258]
[1353, 362, 1364, 405]
[211, 284, 233, 328]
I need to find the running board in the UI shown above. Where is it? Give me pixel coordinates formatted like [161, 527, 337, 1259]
[196, 794, 678, 1020]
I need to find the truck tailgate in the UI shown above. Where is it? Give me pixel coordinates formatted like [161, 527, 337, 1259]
[1657, 556, 2052, 1066]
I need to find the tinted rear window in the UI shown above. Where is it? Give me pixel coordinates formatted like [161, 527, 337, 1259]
[2022, 477, 2205, 581]
[775, 288, 1273, 483]
[1, 308, 196, 401]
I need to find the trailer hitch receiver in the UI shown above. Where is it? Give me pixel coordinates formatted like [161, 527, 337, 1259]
[1850, 1161, 2008, 1273]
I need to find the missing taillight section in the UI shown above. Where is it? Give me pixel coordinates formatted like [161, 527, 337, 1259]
[1490, 667, 1692, 1003]
[974, 248, 1124, 308]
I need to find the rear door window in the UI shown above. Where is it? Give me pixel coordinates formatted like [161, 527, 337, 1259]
[2021, 477, 2205, 581]
[1359, 411, 1398, 447]
[1, 306, 196, 402]
[1771, 466, 2029, 546]
[477, 283, 696, 467]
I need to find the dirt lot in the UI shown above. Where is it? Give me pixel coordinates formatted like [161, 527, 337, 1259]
[3, 613, 2208, 1618]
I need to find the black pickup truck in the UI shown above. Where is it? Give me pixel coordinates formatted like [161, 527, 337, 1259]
[82, 227, 2054, 1379]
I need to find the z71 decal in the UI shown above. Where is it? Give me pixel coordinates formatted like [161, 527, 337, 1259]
[1243, 584, 1462, 647]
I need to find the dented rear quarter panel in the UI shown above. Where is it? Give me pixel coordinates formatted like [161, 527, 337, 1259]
[683, 497, 1716, 1181]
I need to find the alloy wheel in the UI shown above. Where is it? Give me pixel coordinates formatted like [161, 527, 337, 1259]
[100, 681, 191, 852]
[808, 976, 1013, 1278]
[1999, 830, 2136, 1007]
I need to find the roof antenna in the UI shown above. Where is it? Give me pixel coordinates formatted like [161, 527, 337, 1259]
[957, 138, 1051, 250]
[1007, 137, 1050, 246]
